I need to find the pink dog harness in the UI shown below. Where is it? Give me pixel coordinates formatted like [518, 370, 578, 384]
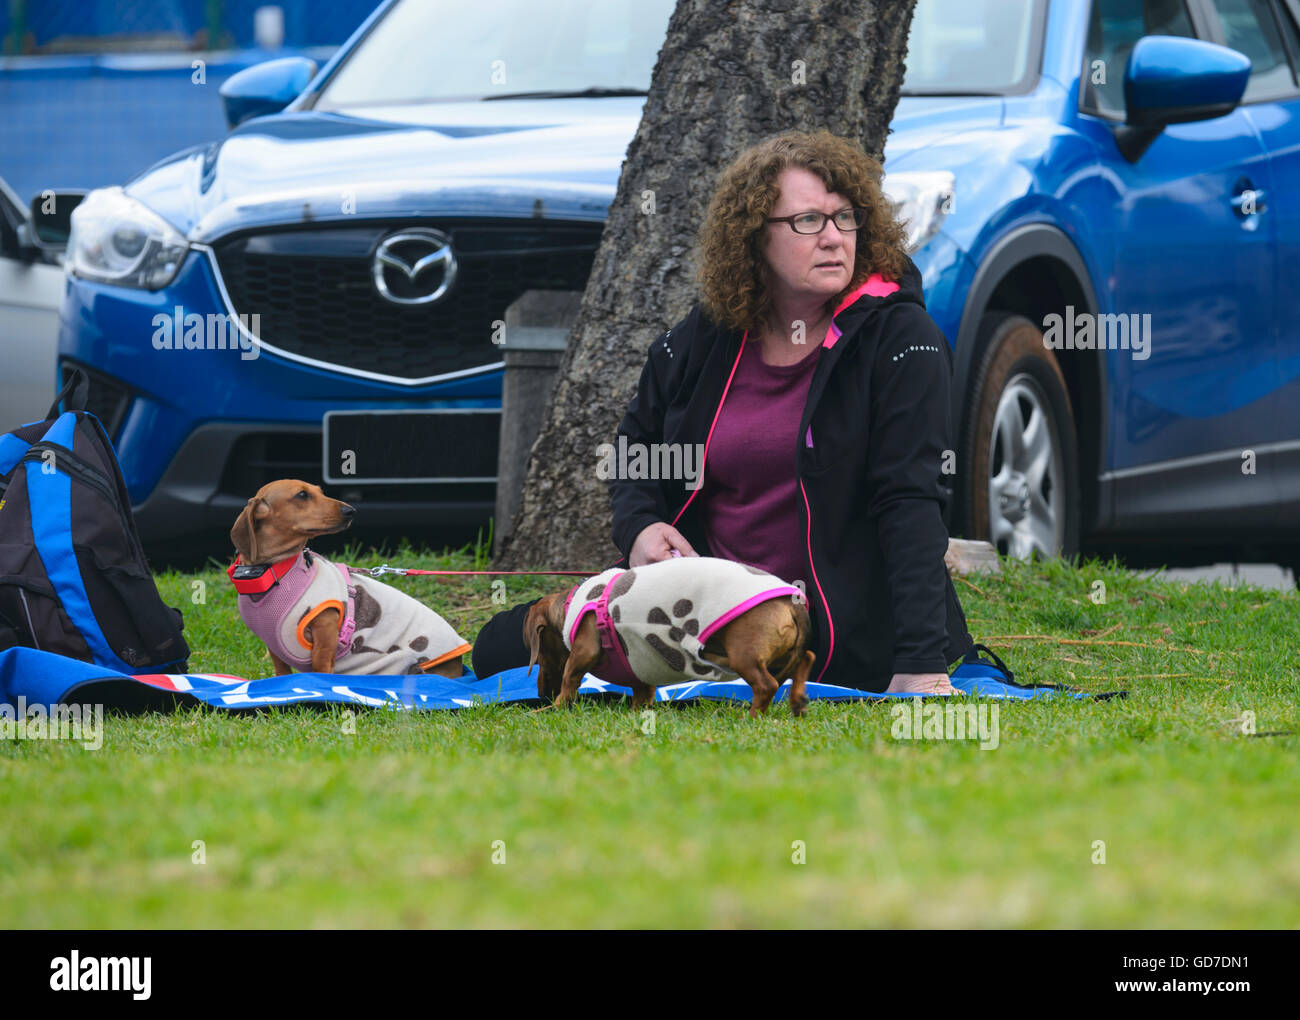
[228, 550, 357, 664]
[229, 549, 472, 674]
[562, 558, 803, 688]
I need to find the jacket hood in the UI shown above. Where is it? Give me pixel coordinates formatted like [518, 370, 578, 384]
[823, 253, 926, 350]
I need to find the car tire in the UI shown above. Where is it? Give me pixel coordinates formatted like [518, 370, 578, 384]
[958, 312, 1080, 561]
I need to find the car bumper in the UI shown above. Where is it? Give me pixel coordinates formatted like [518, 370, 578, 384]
[130, 420, 496, 543]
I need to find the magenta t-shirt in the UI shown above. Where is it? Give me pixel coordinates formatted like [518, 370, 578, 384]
[700, 338, 822, 587]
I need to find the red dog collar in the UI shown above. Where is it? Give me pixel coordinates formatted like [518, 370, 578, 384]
[227, 552, 302, 595]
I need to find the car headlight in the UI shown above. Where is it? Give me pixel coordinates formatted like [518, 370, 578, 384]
[68, 187, 189, 289]
[882, 171, 956, 253]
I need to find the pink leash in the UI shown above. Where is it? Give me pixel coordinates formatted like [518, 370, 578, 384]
[345, 564, 599, 579]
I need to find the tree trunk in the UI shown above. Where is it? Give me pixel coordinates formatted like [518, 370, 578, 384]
[497, 0, 917, 570]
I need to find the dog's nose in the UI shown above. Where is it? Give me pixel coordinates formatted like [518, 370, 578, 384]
[340, 503, 356, 519]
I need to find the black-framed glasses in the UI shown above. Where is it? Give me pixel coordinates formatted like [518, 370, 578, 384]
[765, 207, 866, 234]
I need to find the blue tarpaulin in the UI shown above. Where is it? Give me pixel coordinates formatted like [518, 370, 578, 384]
[0, 645, 1123, 712]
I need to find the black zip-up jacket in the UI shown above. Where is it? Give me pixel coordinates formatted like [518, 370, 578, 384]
[609, 253, 974, 692]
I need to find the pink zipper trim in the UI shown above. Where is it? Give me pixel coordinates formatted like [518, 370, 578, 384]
[697, 585, 804, 643]
[669, 332, 749, 529]
[800, 479, 834, 683]
[823, 273, 900, 349]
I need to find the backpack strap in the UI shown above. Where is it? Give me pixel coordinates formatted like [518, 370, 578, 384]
[25, 413, 139, 673]
[47, 367, 90, 420]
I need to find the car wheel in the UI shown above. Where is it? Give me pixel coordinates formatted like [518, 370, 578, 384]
[959, 313, 1080, 561]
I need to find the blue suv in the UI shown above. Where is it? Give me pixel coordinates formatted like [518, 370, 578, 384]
[44, 0, 1300, 570]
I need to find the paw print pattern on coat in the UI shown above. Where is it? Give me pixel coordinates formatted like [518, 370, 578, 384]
[670, 599, 700, 643]
[645, 633, 685, 671]
[353, 586, 382, 629]
[612, 592, 712, 678]
[608, 570, 636, 600]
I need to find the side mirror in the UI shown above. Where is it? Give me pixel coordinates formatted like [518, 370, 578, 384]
[28, 190, 88, 252]
[219, 56, 318, 129]
[1115, 36, 1251, 162]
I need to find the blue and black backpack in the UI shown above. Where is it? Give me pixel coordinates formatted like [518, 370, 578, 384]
[0, 369, 189, 672]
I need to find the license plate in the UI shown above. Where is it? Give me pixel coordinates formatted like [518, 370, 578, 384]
[322, 409, 500, 484]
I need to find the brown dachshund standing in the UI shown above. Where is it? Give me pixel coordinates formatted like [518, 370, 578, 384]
[230, 479, 469, 678]
[525, 559, 815, 717]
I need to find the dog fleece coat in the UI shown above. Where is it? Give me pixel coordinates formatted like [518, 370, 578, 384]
[231, 549, 470, 674]
[561, 557, 803, 687]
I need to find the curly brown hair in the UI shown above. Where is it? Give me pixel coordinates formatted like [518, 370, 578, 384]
[697, 130, 909, 334]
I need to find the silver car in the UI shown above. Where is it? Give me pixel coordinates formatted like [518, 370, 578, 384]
[0, 176, 65, 432]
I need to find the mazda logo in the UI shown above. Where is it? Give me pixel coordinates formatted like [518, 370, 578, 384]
[372, 228, 458, 305]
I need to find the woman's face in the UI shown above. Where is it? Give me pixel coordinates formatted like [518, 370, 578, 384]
[761, 166, 857, 311]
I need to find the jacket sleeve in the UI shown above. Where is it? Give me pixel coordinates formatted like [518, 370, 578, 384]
[609, 326, 677, 560]
[865, 305, 955, 674]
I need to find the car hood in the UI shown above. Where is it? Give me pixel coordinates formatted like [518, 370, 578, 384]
[126, 94, 1003, 243]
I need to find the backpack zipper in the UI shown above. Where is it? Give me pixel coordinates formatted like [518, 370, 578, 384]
[22, 442, 142, 558]
[17, 588, 40, 650]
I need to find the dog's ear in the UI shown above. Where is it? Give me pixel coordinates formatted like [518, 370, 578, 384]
[524, 600, 550, 670]
[230, 497, 269, 563]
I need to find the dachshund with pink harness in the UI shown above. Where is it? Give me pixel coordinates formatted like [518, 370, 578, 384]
[524, 557, 815, 716]
[229, 479, 470, 677]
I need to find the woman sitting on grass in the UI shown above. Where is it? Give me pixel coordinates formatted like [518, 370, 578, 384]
[476, 129, 976, 695]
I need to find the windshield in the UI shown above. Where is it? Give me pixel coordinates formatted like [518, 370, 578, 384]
[314, 0, 1040, 108]
[902, 0, 1041, 93]
[316, 0, 678, 107]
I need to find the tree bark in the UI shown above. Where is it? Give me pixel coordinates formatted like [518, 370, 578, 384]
[497, 0, 917, 570]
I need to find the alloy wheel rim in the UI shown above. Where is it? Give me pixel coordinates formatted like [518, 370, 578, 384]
[987, 372, 1064, 560]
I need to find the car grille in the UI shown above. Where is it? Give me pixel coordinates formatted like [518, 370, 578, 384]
[211, 221, 601, 381]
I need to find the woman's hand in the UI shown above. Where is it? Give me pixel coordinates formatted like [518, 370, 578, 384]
[886, 672, 956, 695]
[629, 522, 698, 567]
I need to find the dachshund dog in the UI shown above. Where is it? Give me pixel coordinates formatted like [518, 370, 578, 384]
[229, 479, 470, 677]
[524, 558, 815, 717]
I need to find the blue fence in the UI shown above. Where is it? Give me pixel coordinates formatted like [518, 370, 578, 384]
[0, 1, 381, 207]
[0, 48, 338, 204]
[2, 1, 378, 52]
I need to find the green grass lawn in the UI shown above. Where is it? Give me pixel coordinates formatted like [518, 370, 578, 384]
[2, 543, 1297, 928]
